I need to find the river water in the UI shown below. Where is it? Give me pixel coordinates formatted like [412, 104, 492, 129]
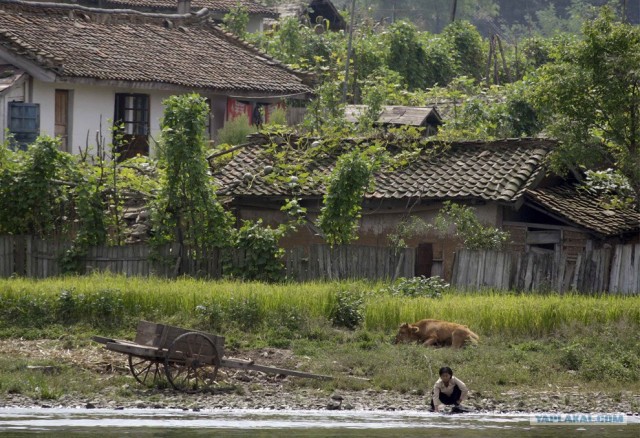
[0, 408, 637, 437]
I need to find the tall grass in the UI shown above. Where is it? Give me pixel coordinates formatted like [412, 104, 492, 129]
[1, 274, 639, 338]
[365, 292, 640, 336]
[0, 274, 366, 332]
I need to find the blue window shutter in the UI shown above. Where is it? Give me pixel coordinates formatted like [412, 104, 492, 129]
[8, 102, 40, 149]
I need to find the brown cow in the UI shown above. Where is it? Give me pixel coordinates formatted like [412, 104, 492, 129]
[394, 319, 479, 348]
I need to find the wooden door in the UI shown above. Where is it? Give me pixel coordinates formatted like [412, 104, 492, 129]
[55, 90, 69, 151]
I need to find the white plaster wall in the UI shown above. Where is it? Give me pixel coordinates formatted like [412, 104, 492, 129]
[247, 16, 264, 33]
[26, 80, 227, 157]
[31, 81, 173, 156]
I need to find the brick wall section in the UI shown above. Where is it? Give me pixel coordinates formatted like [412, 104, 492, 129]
[504, 224, 526, 253]
[562, 230, 590, 260]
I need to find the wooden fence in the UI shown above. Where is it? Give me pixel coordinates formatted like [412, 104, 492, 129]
[0, 236, 13, 278]
[451, 244, 640, 294]
[286, 245, 414, 281]
[0, 237, 413, 281]
[1, 236, 637, 293]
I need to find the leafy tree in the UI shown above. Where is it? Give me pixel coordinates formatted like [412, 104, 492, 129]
[366, 0, 499, 34]
[302, 79, 350, 134]
[151, 94, 232, 253]
[356, 67, 402, 132]
[531, 8, 640, 209]
[385, 21, 430, 90]
[351, 23, 387, 101]
[248, 17, 343, 71]
[222, 3, 249, 39]
[442, 20, 486, 81]
[421, 34, 457, 87]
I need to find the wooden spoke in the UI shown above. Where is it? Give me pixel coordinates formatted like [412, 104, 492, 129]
[165, 332, 220, 392]
[128, 355, 164, 386]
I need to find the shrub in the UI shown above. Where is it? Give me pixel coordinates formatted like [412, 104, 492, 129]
[559, 343, 584, 371]
[56, 289, 78, 324]
[216, 114, 255, 146]
[265, 107, 287, 126]
[226, 219, 286, 282]
[89, 289, 125, 327]
[331, 290, 364, 330]
[382, 276, 448, 299]
[226, 294, 262, 330]
[195, 303, 226, 332]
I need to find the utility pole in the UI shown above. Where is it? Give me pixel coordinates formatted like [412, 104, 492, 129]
[342, 0, 356, 103]
[450, 0, 457, 23]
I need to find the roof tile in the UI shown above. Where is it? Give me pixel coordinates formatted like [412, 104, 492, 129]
[525, 185, 640, 236]
[0, 1, 309, 94]
[93, 0, 278, 17]
[215, 136, 556, 203]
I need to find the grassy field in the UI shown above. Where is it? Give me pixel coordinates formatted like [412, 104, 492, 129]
[0, 274, 639, 404]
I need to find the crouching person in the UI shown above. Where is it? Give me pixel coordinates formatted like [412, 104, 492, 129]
[431, 366, 468, 413]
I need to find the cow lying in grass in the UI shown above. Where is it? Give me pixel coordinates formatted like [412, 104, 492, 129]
[394, 319, 479, 348]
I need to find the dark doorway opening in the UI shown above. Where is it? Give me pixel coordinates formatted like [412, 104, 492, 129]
[415, 243, 433, 277]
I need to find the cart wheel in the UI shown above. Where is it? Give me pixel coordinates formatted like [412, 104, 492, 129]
[165, 332, 220, 391]
[128, 355, 164, 386]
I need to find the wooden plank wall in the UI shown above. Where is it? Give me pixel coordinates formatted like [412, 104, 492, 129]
[27, 238, 72, 278]
[286, 245, 414, 281]
[0, 235, 13, 278]
[609, 243, 640, 294]
[452, 244, 639, 294]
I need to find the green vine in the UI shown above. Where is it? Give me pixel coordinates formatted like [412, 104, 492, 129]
[150, 94, 233, 258]
[317, 149, 374, 246]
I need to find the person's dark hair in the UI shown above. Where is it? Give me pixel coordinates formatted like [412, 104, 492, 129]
[439, 366, 453, 376]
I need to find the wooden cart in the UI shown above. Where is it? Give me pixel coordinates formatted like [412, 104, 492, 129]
[93, 320, 332, 391]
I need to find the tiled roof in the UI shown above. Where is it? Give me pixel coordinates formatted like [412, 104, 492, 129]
[525, 185, 640, 237]
[94, 0, 278, 17]
[215, 135, 554, 203]
[0, 1, 310, 94]
[344, 105, 442, 126]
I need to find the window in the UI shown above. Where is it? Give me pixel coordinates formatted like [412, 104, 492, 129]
[114, 93, 150, 159]
[8, 102, 40, 149]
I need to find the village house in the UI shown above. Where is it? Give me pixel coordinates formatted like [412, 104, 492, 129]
[0, 0, 311, 156]
[214, 133, 640, 280]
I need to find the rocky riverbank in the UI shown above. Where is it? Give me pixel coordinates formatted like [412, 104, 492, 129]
[0, 340, 638, 415]
[1, 380, 639, 416]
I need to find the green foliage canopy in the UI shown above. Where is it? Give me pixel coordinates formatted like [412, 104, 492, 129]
[531, 8, 640, 208]
[222, 3, 249, 38]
